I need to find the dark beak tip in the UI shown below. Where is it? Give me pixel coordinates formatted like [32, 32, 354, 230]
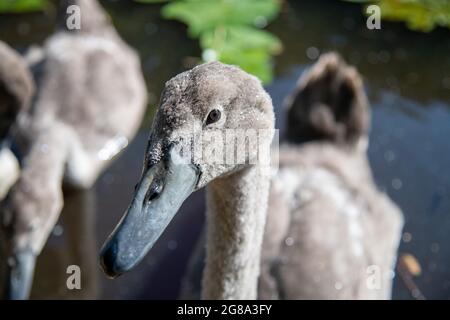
[99, 241, 123, 279]
[2, 250, 37, 300]
[102, 267, 122, 280]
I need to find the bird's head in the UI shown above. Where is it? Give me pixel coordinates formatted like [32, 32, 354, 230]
[100, 61, 274, 277]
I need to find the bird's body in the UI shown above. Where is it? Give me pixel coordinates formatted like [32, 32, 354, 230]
[17, 4, 146, 189]
[1, 0, 147, 299]
[260, 142, 402, 299]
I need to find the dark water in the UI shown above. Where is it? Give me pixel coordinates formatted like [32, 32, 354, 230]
[0, 0, 449, 299]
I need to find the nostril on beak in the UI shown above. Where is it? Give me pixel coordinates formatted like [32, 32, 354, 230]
[144, 180, 163, 203]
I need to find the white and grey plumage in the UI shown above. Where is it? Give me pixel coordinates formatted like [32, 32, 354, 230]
[99, 54, 403, 300]
[0, 0, 147, 299]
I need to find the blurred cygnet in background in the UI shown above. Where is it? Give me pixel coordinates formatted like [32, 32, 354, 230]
[0, 0, 147, 300]
[0, 41, 34, 200]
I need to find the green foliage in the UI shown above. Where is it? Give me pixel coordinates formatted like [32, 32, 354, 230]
[162, 0, 280, 36]
[345, 0, 450, 32]
[0, 0, 47, 13]
[155, 0, 282, 84]
[199, 25, 281, 83]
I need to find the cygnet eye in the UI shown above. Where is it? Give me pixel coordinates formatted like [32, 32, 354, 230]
[205, 109, 221, 125]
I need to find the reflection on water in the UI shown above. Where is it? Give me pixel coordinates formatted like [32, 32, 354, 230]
[0, 0, 449, 299]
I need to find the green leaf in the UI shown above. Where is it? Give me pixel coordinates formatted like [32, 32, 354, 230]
[200, 25, 281, 83]
[0, 0, 48, 13]
[200, 25, 282, 55]
[221, 48, 274, 84]
[137, 0, 283, 83]
[160, 0, 282, 83]
[162, 0, 280, 37]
